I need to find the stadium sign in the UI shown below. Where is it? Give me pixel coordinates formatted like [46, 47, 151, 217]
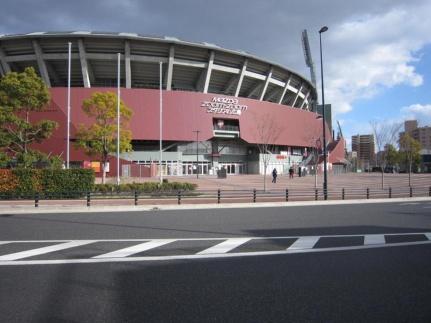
[201, 97, 248, 115]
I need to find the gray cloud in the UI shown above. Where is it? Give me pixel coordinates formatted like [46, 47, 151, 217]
[1, 0, 425, 71]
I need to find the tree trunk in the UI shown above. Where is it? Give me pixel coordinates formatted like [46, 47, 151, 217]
[409, 156, 412, 187]
[102, 161, 106, 184]
[263, 163, 267, 192]
[102, 153, 108, 185]
[381, 169, 384, 189]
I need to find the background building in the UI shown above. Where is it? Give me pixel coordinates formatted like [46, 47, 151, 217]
[0, 31, 345, 177]
[400, 120, 431, 150]
[351, 134, 375, 170]
[400, 120, 431, 172]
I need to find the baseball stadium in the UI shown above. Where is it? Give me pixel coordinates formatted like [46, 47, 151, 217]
[0, 31, 346, 177]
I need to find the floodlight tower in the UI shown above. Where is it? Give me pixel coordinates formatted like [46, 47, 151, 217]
[301, 30, 317, 90]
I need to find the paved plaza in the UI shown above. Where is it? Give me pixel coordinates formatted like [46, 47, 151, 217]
[113, 172, 431, 191]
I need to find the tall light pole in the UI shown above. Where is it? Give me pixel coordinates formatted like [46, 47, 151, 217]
[159, 62, 163, 184]
[193, 130, 200, 179]
[66, 42, 71, 169]
[116, 53, 121, 186]
[319, 26, 328, 200]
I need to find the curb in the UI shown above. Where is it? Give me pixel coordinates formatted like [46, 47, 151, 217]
[0, 197, 430, 214]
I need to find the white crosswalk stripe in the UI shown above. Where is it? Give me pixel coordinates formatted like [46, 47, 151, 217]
[364, 235, 386, 245]
[93, 239, 175, 258]
[0, 240, 95, 261]
[288, 236, 319, 250]
[197, 238, 251, 255]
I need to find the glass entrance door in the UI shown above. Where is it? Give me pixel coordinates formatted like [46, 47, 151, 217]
[219, 163, 247, 175]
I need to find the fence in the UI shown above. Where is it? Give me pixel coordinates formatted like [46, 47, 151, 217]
[1, 186, 430, 207]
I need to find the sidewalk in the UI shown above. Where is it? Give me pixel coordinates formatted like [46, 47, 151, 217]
[101, 173, 431, 191]
[1, 196, 430, 215]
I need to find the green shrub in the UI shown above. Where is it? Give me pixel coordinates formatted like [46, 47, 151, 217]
[41, 169, 95, 195]
[93, 181, 197, 193]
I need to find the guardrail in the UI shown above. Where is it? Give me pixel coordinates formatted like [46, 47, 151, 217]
[1, 186, 430, 207]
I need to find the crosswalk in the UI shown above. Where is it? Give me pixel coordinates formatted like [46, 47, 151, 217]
[0, 232, 430, 265]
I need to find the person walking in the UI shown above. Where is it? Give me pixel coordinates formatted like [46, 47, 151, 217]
[272, 168, 278, 183]
[289, 166, 294, 179]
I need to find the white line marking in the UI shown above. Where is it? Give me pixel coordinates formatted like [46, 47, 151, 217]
[0, 242, 10, 246]
[93, 239, 175, 258]
[1, 240, 430, 266]
[399, 202, 420, 206]
[0, 240, 95, 261]
[288, 236, 319, 250]
[197, 238, 251, 255]
[2, 232, 430, 244]
[364, 235, 386, 245]
[425, 233, 431, 240]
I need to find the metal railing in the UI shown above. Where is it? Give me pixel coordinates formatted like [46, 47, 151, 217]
[1, 186, 430, 207]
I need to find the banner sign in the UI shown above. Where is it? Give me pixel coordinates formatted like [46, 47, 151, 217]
[201, 97, 248, 115]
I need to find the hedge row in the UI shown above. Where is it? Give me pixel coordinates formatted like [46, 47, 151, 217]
[94, 182, 197, 193]
[0, 169, 95, 195]
[0, 169, 197, 197]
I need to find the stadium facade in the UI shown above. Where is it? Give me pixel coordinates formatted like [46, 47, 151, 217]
[0, 32, 346, 177]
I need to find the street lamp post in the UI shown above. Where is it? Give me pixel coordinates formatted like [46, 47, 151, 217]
[193, 130, 200, 179]
[319, 26, 328, 200]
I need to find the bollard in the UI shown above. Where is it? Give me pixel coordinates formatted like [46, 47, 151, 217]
[134, 190, 138, 206]
[342, 188, 345, 200]
[177, 191, 181, 205]
[315, 189, 318, 201]
[253, 189, 256, 203]
[389, 187, 392, 198]
[410, 187, 413, 198]
[285, 189, 289, 202]
[86, 192, 91, 207]
[366, 188, 369, 199]
[429, 186, 431, 197]
[217, 189, 221, 204]
[35, 192, 39, 208]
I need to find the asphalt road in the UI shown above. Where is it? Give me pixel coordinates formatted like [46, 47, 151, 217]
[1, 201, 431, 322]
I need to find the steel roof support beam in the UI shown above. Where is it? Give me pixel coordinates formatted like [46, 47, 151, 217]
[78, 39, 91, 88]
[203, 51, 214, 93]
[247, 82, 263, 98]
[166, 45, 175, 90]
[45, 61, 60, 85]
[278, 75, 293, 104]
[32, 40, 51, 87]
[300, 90, 311, 110]
[223, 75, 239, 94]
[265, 87, 282, 102]
[234, 58, 248, 97]
[259, 67, 273, 101]
[125, 40, 131, 89]
[195, 69, 206, 91]
[0, 47, 10, 75]
[292, 83, 304, 107]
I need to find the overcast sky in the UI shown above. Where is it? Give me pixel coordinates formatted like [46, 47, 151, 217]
[2, 0, 431, 145]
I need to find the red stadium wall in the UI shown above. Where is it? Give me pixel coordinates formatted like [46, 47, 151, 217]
[30, 87, 340, 176]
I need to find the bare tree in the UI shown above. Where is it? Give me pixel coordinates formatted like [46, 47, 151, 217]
[301, 127, 323, 188]
[370, 120, 402, 189]
[253, 113, 283, 191]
